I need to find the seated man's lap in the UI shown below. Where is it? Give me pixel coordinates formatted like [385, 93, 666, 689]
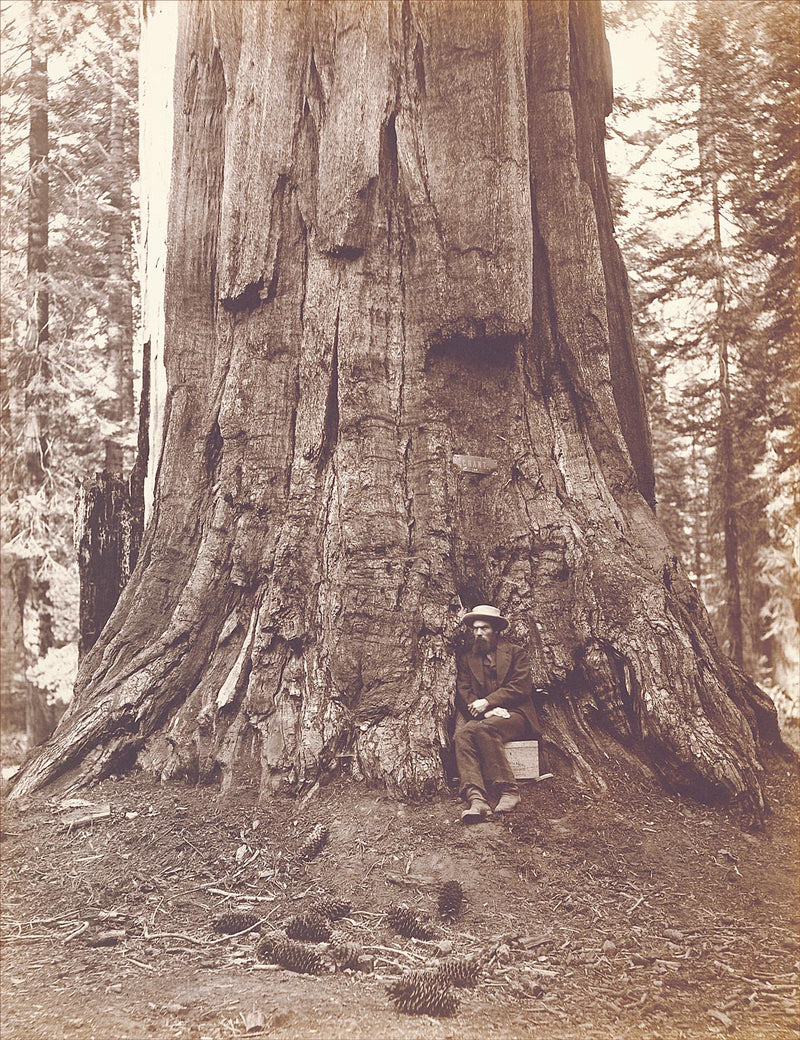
[462, 713, 531, 742]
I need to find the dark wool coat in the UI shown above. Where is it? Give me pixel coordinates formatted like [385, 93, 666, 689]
[455, 639, 542, 736]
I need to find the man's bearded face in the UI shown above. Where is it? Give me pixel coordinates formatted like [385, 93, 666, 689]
[471, 620, 498, 654]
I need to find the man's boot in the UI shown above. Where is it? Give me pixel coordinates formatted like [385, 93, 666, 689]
[461, 785, 492, 823]
[494, 784, 521, 814]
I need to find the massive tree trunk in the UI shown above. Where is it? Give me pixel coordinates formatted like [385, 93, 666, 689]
[11, 0, 778, 815]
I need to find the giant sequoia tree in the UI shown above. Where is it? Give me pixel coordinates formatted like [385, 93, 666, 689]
[11, 0, 778, 814]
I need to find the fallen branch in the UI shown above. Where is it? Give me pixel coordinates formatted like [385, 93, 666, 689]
[143, 913, 274, 946]
[58, 804, 112, 828]
[207, 888, 277, 902]
[64, 922, 90, 942]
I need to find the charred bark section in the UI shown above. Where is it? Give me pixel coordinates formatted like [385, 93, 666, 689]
[11, 1, 779, 818]
[565, 0, 655, 508]
[76, 341, 150, 657]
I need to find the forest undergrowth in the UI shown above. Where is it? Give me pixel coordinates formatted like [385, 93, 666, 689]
[1, 744, 798, 1040]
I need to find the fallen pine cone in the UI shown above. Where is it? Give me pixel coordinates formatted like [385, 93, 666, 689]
[386, 905, 437, 941]
[329, 938, 364, 970]
[438, 880, 463, 922]
[435, 955, 480, 988]
[387, 969, 459, 1016]
[285, 911, 332, 942]
[257, 934, 323, 975]
[212, 911, 259, 934]
[299, 823, 329, 861]
[307, 896, 352, 920]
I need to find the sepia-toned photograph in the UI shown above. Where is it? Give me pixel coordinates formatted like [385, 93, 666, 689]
[1, 1, 797, 1038]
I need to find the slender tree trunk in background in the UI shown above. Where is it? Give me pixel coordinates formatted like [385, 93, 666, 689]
[689, 440, 705, 598]
[693, 519, 704, 602]
[17, 0, 56, 748]
[25, 578, 58, 747]
[698, 33, 745, 669]
[11, 1, 778, 816]
[713, 256, 744, 671]
[24, 0, 49, 481]
[105, 85, 135, 423]
[0, 554, 32, 732]
[22, 578, 55, 748]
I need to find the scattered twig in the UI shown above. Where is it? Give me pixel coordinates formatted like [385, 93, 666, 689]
[143, 912, 276, 946]
[386, 872, 436, 888]
[207, 888, 277, 902]
[179, 835, 207, 860]
[365, 944, 428, 962]
[28, 909, 80, 927]
[3, 932, 66, 942]
[142, 930, 215, 946]
[374, 960, 416, 973]
[63, 922, 90, 942]
[123, 956, 157, 972]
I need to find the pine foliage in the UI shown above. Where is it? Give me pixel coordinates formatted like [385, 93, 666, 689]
[605, 0, 800, 713]
[1, 0, 140, 707]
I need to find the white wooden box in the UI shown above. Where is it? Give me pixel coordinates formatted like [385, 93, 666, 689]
[504, 740, 540, 780]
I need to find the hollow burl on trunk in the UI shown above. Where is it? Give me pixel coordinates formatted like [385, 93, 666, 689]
[10, 1, 779, 816]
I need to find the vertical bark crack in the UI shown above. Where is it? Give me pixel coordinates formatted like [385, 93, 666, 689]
[204, 418, 223, 484]
[318, 308, 340, 473]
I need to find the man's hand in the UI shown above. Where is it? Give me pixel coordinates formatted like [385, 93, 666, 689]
[485, 707, 510, 719]
[468, 698, 489, 717]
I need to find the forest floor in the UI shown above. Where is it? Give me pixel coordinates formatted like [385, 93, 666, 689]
[1, 742, 798, 1040]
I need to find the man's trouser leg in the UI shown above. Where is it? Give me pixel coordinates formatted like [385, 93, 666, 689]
[454, 713, 532, 799]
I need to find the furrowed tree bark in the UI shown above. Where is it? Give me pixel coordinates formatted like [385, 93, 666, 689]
[11, 0, 778, 816]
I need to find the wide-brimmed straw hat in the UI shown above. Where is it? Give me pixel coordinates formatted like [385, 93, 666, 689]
[461, 604, 509, 631]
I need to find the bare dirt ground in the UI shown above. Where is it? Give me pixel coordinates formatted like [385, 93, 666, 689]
[1, 744, 798, 1040]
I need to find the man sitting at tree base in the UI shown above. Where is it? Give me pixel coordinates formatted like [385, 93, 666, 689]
[454, 605, 542, 823]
